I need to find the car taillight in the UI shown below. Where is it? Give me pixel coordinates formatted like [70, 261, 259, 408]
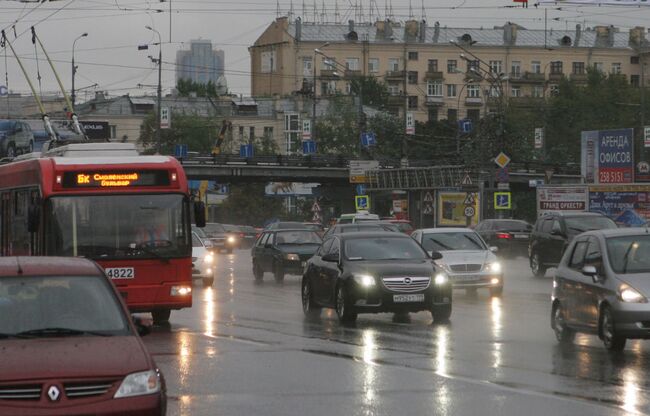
[240, 233, 245, 238]
[496, 233, 512, 239]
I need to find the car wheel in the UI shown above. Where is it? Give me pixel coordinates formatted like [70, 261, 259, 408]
[600, 306, 626, 352]
[530, 252, 547, 278]
[253, 260, 264, 280]
[489, 285, 504, 297]
[273, 262, 285, 283]
[301, 278, 321, 318]
[431, 304, 452, 323]
[335, 285, 357, 324]
[202, 276, 214, 287]
[552, 302, 575, 344]
[27, 140, 33, 153]
[5, 143, 15, 158]
[152, 309, 171, 325]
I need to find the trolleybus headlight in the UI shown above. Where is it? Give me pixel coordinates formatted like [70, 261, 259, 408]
[170, 286, 192, 296]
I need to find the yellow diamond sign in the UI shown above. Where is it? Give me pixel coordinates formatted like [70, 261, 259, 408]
[494, 152, 511, 168]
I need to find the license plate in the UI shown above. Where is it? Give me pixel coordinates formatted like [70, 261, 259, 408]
[393, 294, 425, 303]
[514, 234, 528, 239]
[453, 275, 481, 281]
[105, 267, 135, 279]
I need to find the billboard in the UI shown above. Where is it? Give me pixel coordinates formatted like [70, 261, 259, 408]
[437, 192, 480, 227]
[537, 186, 588, 217]
[581, 129, 634, 184]
[589, 185, 650, 227]
[265, 182, 319, 196]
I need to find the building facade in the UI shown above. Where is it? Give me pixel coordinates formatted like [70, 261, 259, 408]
[176, 40, 226, 88]
[251, 17, 650, 123]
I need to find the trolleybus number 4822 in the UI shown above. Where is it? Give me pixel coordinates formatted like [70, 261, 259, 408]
[105, 267, 135, 279]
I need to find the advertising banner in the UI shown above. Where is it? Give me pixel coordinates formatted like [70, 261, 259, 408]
[265, 182, 319, 196]
[537, 186, 588, 217]
[581, 130, 597, 183]
[589, 185, 650, 227]
[437, 192, 480, 227]
[581, 129, 634, 184]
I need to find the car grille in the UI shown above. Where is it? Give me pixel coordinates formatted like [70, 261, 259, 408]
[64, 381, 113, 398]
[0, 385, 41, 400]
[449, 264, 482, 273]
[381, 276, 430, 293]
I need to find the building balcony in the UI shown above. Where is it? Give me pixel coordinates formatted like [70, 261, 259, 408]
[319, 70, 340, 79]
[510, 72, 545, 83]
[548, 72, 564, 81]
[344, 69, 362, 78]
[385, 70, 405, 80]
[424, 71, 444, 80]
[425, 96, 444, 105]
[570, 73, 588, 83]
[509, 96, 544, 108]
[465, 97, 483, 106]
[387, 95, 404, 106]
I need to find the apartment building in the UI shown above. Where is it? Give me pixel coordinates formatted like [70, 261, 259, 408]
[250, 17, 650, 123]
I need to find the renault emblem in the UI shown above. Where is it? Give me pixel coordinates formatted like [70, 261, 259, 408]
[404, 277, 412, 285]
[47, 385, 60, 402]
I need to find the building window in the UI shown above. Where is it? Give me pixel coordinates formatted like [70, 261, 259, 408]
[467, 84, 480, 98]
[488, 86, 500, 98]
[489, 60, 502, 75]
[631, 56, 640, 64]
[427, 81, 443, 97]
[321, 81, 336, 95]
[368, 58, 379, 73]
[238, 126, 244, 140]
[531, 61, 541, 74]
[533, 85, 544, 98]
[611, 62, 622, 74]
[467, 60, 480, 72]
[511, 61, 521, 78]
[388, 58, 400, 72]
[408, 51, 419, 61]
[345, 82, 352, 94]
[550, 61, 563, 74]
[388, 84, 400, 95]
[260, 50, 276, 73]
[284, 114, 300, 154]
[631, 75, 640, 87]
[428, 108, 438, 122]
[447, 59, 458, 73]
[447, 108, 457, 122]
[511, 86, 521, 97]
[593, 62, 604, 73]
[572, 62, 585, 75]
[249, 126, 255, 141]
[447, 84, 457, 97]
[264, 126, 274, 141]
[345, 58, 359, 71]
[408, 96, 418, 109]
[428, 59, 438, 72]
[302, 57, 313, 76]
[467, 109, 480, 122]
[408, 71, 419, 84]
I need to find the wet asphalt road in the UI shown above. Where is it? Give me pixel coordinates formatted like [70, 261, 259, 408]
[142, 251, 650, 416]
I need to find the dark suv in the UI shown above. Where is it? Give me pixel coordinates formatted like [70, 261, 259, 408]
[529, 212, 617, 277]
[0, 120, 34, 157]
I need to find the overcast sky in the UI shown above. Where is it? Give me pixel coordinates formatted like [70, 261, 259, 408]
[0, 0, 649, 102]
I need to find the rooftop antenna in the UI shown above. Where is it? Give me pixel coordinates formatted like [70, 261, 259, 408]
[334, 0, 340, 23]
[359, 0, 364, 23]
[370, 0, 374, 22]
[421, 0, 426, 21]
[389, 0, 394, 20]
[384, 0, 388, 19]
[302, 0, 306, 21]
[313, 1, 317, 24]
[289, 0, 294, 20]
[276, 0, 280, 17]
[409, 0, 414, 18]
[321, 0, 326, 23]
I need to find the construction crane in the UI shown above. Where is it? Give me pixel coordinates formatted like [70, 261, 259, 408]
[206, 95, 231, 155]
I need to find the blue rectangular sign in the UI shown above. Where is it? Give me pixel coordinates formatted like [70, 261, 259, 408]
[239, 144, 254, 158]
[597, 128, 634, 183]
[174, 144, 188, 158]
[361, 132, 377, 147]
[302, 140, 317, 154]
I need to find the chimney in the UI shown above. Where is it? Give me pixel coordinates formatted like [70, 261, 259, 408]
[629, 26, 645, 47]
[384, 19, 393, 39]
[595, 25, 615, 47]
[405, 20, 418, 39]
[575, 24, 581, 47]
[348, 19, 354, 33]
[433, 21, 440, 43]
[419, 20, 427, 43]
[503, 22, 517, 46]
[295, 17, 302, 41]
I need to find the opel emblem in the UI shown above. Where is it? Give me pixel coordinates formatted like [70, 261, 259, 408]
[404, 277, 412, 285]
[47, 385, 60, 402]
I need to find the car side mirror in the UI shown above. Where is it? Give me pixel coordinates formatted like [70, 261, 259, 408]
[132, 315, 152, 337]
[193, 201, 206, 227]
[581, 265, 601, 283]
[322, 253, 339, 263]
[429, 251, 443, 260]
[551, 223, 564, 236]
[489, 246, 499, 253]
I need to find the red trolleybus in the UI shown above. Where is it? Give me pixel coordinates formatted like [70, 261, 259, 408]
[0, 142, 205, 324]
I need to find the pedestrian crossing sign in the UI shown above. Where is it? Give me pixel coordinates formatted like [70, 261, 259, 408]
[494, 192, 512, 210]
[355, 195, 370, 211]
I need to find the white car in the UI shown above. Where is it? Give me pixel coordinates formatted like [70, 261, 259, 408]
[411, 227, 503, 296]
[192, 231, 215, 287]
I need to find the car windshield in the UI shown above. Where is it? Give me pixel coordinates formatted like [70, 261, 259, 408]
[223, 224, 239, 232]
[276, 222, 308, 229]
[204, 223, 226, 235]
[606, 235, 650, 274]
[393, 222, 414, 232]
[0, 121, 15, 131]
[192, 226, 208, 239]
[493, 221, 532, 231]
[0, 275, 130, 337]
[345, 237, 428, 260]
[565, 216, 617, 232]
[303, 224, 323, 231]
[44, 194, 191, 260]
[275, 230, 322, 245]
[422, 232, 487, 251]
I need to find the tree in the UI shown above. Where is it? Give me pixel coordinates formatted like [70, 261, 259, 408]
[176, 78, 219, 98]
[216, 183, 285, 226]
[349, 76, 390, 109]
[139, 112, 217, 154]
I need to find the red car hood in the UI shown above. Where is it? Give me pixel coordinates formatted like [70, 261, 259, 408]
[0, 336, 151, 382]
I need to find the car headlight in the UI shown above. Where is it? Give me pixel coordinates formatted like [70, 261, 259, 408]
[436, 262, 452, 273]
[170, 286, 191, 296]
[434, 273, 449, 285]
[486, 262, 502, 273]
[114, 370, 161, 398]
[204, 253, 214, 264]
[353, 274, 376, 287]
[285, 253, 300, 261]
[619, 284, 646, 303]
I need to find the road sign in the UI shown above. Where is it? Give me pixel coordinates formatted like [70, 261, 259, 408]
[239, 144, 254, 158]
[534, 127, 544, 150]
[0, 85, 7, 97]
[356, 184, 366, 195]
[496, 167, 509, 183]
[494, 152, 511, 168]
[464, 206, 475, 218]
[355, 195, 370, 211]
[174, 144, 188, 159]
[302, 140, 316, 154]
[160, 107, 170, 129]
[461, 174, 473, 186]
[423, 202, 433, 215]
[645, 126, 650, 148]
[494, 192, 512, 210]
[311, 200, 321, 212]
[349, 160, 379, 183]
[302, 120, 312, 140]
[463, 193, 475, 206]
[497, 182, 510, 190]
[406, 112, 415, 135]
[458, 119, 473, 134]
[423, 191, 434, 202]
[361, 132, 377, 147]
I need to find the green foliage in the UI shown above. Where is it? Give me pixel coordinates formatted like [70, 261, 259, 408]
[138, 111, 217, 154]
[349, 76, 390, 109]
[315, 95, 360, 157]
[216, 183, 285, 226]
[176, 78, 220, 98]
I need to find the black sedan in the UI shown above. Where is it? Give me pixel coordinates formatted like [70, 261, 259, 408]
[474, 219, 533, 258]
[252, 229, 323, 282]
[323, 222, 400, 237]
[301, 232, 452, 324]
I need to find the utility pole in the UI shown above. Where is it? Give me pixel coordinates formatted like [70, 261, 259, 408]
[146, 25, 163, 154]
[71, 32, 88, 109]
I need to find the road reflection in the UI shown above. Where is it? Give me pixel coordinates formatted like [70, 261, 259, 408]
[433, 324, 451, 411]
[491, 297, 503, 370]
[361, 329, 377, 413]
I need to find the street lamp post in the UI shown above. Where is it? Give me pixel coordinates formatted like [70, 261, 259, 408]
[71, 32, 88, 109]
[146, 25, 163, 154]
[312, 43, 330, 147]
